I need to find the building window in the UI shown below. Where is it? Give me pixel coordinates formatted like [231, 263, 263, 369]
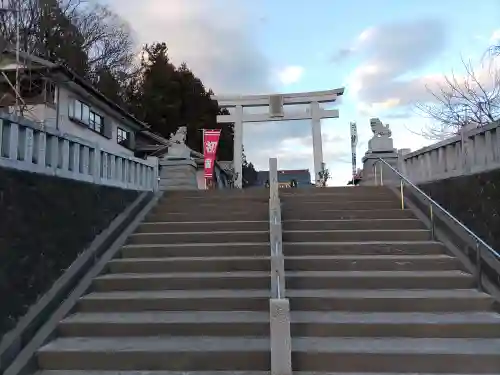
[89, 111, 102, 133]
[69, 99, 104, 134]
[117, 127, 130, 147]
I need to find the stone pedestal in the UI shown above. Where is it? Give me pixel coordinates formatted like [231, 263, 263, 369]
[361, 151, 400, 186]
[159, 158, 198, 191]
[368, 136, 394, 153]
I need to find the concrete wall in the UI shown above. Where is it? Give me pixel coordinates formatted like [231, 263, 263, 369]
[417, 169, 500, 252]
[401, 121, 500, 184]
[0, 166, 139, 337]
[0, 115, 158, 191]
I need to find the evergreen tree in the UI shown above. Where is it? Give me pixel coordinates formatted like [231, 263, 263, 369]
[37, 0, 89, 76]
[242, 147, 258, 187]
[94, 66, 124, 105]
[125, 42, 234, 162]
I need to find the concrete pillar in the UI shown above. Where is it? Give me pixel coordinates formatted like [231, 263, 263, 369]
[310, 101, 324, 183]
[233, 105, 243, 189]
[270, 298, 292, 375]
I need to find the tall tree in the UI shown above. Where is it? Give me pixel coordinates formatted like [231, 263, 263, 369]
[0, 0, 134, 80]
[242, 146, 258, 187]
[125, 43, 234, 161]
[37, 0, 88, 76]
[94, 66, 124, 105]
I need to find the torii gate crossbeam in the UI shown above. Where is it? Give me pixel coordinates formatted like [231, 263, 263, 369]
[212, 88, 344, 188]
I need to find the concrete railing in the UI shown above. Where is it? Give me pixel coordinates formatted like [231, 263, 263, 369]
[268, 157, 291, 375]
[402, 121, 500, 184]
[0, 116, 158, 191]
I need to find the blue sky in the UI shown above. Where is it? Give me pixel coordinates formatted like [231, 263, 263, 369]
[106, 0, 500, 185]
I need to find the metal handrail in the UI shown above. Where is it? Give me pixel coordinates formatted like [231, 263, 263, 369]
[375, 157, 500, 290]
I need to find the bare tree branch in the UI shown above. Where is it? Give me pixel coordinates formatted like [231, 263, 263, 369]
[416, 56, 500, 140]
[0, 0, 134, 78]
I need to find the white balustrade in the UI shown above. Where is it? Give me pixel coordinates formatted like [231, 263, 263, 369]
[402, 121, 500, 184]
[0, 117, 158, 191]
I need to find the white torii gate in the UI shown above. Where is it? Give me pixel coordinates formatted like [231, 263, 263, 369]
[212, 88, 345, 188]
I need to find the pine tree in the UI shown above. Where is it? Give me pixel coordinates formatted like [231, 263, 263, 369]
[94, 66, 124, 105]
[125, 43, 235, 162]
[37, 0, 89, 76]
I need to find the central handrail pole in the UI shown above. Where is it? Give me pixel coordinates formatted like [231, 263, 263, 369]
[268, 157, 291, 375]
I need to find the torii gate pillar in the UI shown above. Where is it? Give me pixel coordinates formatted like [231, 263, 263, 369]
[212, 89, 344, 188]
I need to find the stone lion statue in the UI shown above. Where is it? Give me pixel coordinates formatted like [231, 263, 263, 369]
[370, 118, 391, 138]
[169, 126, 187, 145]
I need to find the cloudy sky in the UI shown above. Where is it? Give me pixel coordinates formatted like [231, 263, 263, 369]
[104, 0, 500, 185]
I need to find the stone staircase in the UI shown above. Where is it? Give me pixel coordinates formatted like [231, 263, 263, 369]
[32, 186, 500, 374]
[280, 187, 500, 374]
[35, 190, 273, 373]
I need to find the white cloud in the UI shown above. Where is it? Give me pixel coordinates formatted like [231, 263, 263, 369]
[340, 19, 449, 116]
[277, 66, 304, 85]
[106, 0, 321, 173]
[106, 0, 272, 95]
[490, 29, 500, 43]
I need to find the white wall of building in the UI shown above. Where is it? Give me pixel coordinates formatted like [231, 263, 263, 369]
[55, 85, 136, 156]
[7, 85, 138, 157]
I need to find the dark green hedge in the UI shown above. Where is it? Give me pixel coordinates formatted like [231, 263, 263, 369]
[419, 169, 500, 252]
[0, 167, 138, 337]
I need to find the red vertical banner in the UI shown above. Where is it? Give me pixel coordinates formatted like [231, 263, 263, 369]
[203, 129, 222, 182]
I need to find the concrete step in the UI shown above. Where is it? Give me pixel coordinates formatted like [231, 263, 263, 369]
[158, 195, 269, 204]
[37, 337, 270, 371]
[58, 311, 270, 337]
[283, 218, 425, 231]
[120, 243, 270, 258]
[77, 290, 270, 312]
[283, 200, 401, 210]
[37, 372, 270, 375]
[109, 254, 459, 273]
[127, 231, 269, 245]
[290, 337, 500, 372]
[92, 271, 473, 292]
[285, 254, 463, 271]
[281, 186, 391, 195]
[289, 311, 500, 338]
[283, 241, 447, 256]
[146, 211, 268, 223]
[59, 311, 500, 339]
[283, 229, 431, 242]
[33, 372, 500, 375]
[285, 271, 474, 290]
[109, 256, 270, 273]
[286, 289, 494, 312]
[282, 208, 415, 220]
[151, 203, 268, 215]
[92, 272, 271, 291]
[136, 221, 269, 233]
[161, 190, 270, 199]
[281, 192, 397, 201]
[119, 241, 446, 259]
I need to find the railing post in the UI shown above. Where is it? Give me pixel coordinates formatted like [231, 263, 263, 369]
[400, 178, 405, 210]
[8, 122, 19, 161]
[268, 157, 291, 375]
[379, 162, 383, 185]
[476, 241, 482, 291]
[429, 203, 435, 240]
